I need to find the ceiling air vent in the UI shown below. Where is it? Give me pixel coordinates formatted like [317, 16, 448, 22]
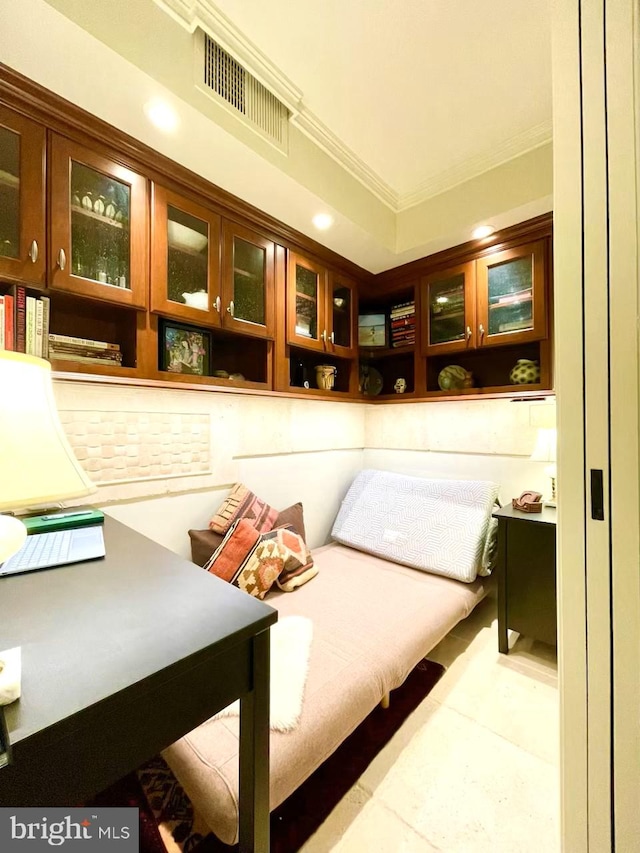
[198, 32, 289, 152]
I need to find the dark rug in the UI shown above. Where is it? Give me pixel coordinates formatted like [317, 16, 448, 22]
[92, 658, 445, 853]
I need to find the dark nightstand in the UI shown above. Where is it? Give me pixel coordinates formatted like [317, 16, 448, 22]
[494, 504, 557, 653]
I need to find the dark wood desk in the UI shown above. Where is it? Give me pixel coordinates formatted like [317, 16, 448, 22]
[0, 516, 277, 853]
[495, 504, 557, 653]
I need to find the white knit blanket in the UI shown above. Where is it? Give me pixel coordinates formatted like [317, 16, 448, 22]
[213, 616, 313, 732]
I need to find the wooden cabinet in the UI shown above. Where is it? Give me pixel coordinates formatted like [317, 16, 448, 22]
[150, 184, 221, 325]
[476, 240, 547, 347]
[422, 261, 476, 355]
[222, 220, 275, 339]
[0, 105, 46, 286]
[286, 252, 357, 356]
[422, 241, 547, 356]
[49, 134, 148, 308]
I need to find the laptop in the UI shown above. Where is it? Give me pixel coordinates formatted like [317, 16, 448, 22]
[0, 525, 105, 577]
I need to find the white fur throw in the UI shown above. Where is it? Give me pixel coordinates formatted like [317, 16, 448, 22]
[213, 616, 313, 732]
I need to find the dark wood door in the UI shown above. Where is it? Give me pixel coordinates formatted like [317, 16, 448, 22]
[286, 251, 327, 353]
[476, 240, 547, 347]
[327, 271, 357, 358]
[0, 106, 46, 286]
[150, 184, 221, 326]
[49, 134, 148, 308]
[421, 261, 476, 355]
[221, 220, 274, 339]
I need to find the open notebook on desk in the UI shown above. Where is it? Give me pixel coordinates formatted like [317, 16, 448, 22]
[0, 526, 105, 577]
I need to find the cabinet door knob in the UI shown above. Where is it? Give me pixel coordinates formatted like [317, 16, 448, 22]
[479, 323, 485, 341]
[466, 325, 472, 342]
[321, 329, 327, 344]
[214, 296, 221, 313]
[57, 248, 66, 271]
[330, 331, 335, 345]
[227, 300, 235, 317]
[28, 240, 39, 264]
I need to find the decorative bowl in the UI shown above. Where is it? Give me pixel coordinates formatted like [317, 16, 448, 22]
[182, 290, 209, 310]
[315, 364, 337, 390]
[509, 358, 540, 385]
[437, 365, 474, 391]
[168, 221, 208, 253]
[333, 297, 346, 309]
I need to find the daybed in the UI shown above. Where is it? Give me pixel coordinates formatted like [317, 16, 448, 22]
[163, 470, 498, 846]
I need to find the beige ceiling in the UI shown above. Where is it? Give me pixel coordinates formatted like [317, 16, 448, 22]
[6, 0, 553, 272]
[210, 0, 552, 199]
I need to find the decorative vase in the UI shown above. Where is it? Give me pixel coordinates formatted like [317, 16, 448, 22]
[394, 377, 407, 394]
[437, 365, 474, 391]
[509, 358, 540, 385]
[315, 364, 337, 390]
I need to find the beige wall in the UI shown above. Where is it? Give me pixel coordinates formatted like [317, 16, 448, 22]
[54, 379, 555, 558]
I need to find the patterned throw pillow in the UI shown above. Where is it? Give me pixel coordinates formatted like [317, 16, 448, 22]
[203, 518, 261, 582]
[234, 536, 285, 599]
[209, 483, 278, 535]
[272, 526, 318, 592]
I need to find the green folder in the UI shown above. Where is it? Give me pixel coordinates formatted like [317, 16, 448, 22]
[22, 508, 105, 534]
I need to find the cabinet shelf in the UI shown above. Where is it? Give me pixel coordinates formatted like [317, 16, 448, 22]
[168, 241, 207, 259]
[360, 344, 415, 358]
[295, 291, 317, 303]
[71, 204, 125, 229]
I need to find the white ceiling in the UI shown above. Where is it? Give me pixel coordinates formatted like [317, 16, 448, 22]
[210, 0, 552, 199]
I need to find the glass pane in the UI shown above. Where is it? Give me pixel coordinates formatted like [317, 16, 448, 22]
[232, 237, 265, 325]
[0, 126, 20, 259]
[487, 256, 533, 335]
[295, 264, 318, 340]
[166, 205, 209, 307]
[429, 274, 465, 346]
[71, 161, 131, 289]
[331, 283, 351, 348]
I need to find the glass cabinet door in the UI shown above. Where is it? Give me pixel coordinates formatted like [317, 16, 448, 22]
[0, 106, 46, 284]
[422, 262, 476, 355]
[476, 241, 547, 347]
[222, 221, 274, 339]
[287, 252, 326, 352]
[50, 135, 147, 307]
[150, 186, 221, 325]
[328, 273, 357, 356]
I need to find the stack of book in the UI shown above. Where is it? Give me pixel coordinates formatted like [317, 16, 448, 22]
[48, 334, 123, 367]
[0, 286, 50, 358]
[390, 300, 416, 347]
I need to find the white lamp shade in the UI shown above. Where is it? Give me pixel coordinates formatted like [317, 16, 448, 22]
[530, 427, 557, 464]
[0, 352, 95, 512]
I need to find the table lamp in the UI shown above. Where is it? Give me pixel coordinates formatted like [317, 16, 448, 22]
[0, 351, 96, 564]
[530, 427, 557, 506]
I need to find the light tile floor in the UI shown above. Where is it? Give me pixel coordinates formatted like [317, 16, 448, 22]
[300, 592, 559, 852]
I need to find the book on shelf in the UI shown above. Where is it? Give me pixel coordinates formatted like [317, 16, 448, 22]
[48, 333, 120, 352]
[390, 304, 415, 319]
[35, 297, 44, 358]
[4, 294, 14, 352]
[26, 296, 36, 356]
[49, 352, 124, 367]
[391, 318, 416, 329]
[40, 296, 50, 359]
[391, 330, 416, 341]
[49, 345, 123, 362]
[392, 338, 415, 347]
[0, 297, 5, 350]
[389, 299, 414, 311]
[14, 286, 26, 353]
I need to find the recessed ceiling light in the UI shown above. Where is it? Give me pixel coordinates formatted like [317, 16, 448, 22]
[472, 224, 495, 240]
[312, 213, 334, 230]
[144, 99, 179, 133]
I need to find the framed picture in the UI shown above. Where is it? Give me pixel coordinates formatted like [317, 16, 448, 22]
[159, 320, 211, 376]
[358, 313, 387, 347]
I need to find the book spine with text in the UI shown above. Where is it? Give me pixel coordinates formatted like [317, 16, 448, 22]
[47, 333, 120, 352]
[0, 297, 5, 350]
[25, 296, 36, 355]
[4, 294, 14, 351]
[14, 286, 26, 353]
[35, 297, 44, 358]
[40, 296, 50, 359]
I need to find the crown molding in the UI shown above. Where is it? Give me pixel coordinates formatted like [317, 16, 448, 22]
[396, 121, 553, 211]
[153, 1, 552, 215]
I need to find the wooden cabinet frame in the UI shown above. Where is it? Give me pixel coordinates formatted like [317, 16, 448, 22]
[49, 134, 148, 308]
[476, 239, 547, 347]
[150, 184, 221, 326]
[421, 261, 476, 356]
[222, 220, 275, 340]
[286, 250, 327, 353]
[327, 271, 358, 358]
[0, 105, 46, 286]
